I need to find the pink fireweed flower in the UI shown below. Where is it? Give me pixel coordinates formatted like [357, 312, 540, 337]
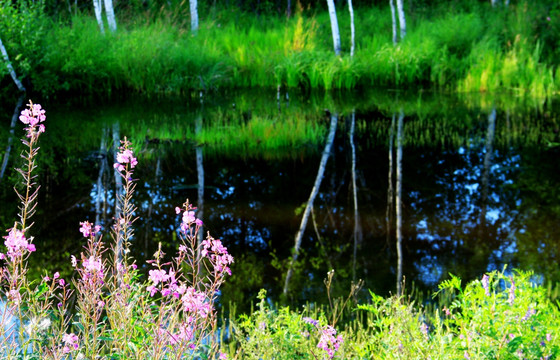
[3, 227, 35, 260]
[168, 323, 194, 346]
[149, 269, 169, 286]
[8, 289, 21, 305]
[82, 255, 104, 281]
[201, 237, 234, 276]
[179, 210, 203, 233]
[147, 285, 158, 297]
[181, 287, 211, 318]
[79, 221, 101, 238]
[19, 102, 46, 136]
[116, 149, 138, 168]
[183, 211, 196, 224]
[62, 333, 79, 353]
[114, 143, 138, 173]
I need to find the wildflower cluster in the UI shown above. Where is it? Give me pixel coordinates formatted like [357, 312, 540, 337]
[304, 317, 344, 359]
[18, 101, 46, 137]
[2, 227, 35, 261]
[113, 146, 138, 173]
[201, 237, 234, 276]
[2, 102, 234, 359]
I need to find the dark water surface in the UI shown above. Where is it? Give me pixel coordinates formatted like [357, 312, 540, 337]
[1, 89, 559, 311]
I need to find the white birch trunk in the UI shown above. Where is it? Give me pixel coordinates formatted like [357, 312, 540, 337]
[0, 37, 26, 92]
[326, 0, 341, 56]
[389, 0, 398, 45]
[93, 0, 105, 33]
[0, 96, 25, 182]
[395, 110, 404, 296]
[396, 0, 406, 40]
[283, 112, 338, 296]
[348, 0, 355, 57]
[190, 0, 199, 34]
[104, 0, 117, 32]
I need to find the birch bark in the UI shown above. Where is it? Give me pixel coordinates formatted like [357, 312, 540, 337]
[326, 0, 341, 56]
[0, 96, 25, 182]
[348, 0, 355, 57]
[104, 0, 117, 32]
[0, 37, 26, 92]
[396, 0, 406, 40]
[190, 0, 199, 34]
[93, 0, 105, 33]
[389, 0, 397, 45]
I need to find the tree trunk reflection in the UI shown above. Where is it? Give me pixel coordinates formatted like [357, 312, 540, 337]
[395, 110, 404, 296]
[283, 112, 338, 296]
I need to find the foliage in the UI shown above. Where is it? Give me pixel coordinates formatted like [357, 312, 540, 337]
[0, 0, 48, 91]
[1, 1, 560, 98]
[223, 269, 560, 359]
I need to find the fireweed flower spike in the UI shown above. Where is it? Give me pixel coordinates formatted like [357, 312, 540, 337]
[3, 226, 36, 260]
[113, 137, 138, 174]
[19, 101, 46, 138]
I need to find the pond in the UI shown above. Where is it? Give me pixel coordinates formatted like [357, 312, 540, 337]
[0, 88, 559, 312]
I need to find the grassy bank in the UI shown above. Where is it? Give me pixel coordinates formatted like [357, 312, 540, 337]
[2, 1, 560, 98]
[224, 269, 560, 359]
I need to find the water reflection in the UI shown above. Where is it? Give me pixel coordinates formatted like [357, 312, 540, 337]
[0, 90, 558, 311]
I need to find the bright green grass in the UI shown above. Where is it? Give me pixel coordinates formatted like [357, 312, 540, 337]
[28, 2, 560, 98]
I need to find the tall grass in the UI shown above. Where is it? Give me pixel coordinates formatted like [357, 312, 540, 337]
[27, 1, 559, 97]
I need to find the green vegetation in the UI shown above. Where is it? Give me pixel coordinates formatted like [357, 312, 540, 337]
[223, 269, 560, 359]
[2, 0, 560, 97]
